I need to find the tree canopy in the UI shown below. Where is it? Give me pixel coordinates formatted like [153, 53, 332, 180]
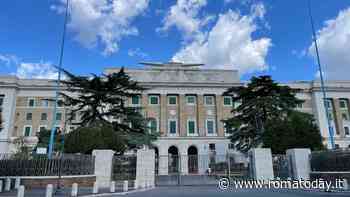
[263, 110, 324, 154]
[59, 68, 158, 153]
[223, 75, 305, 152]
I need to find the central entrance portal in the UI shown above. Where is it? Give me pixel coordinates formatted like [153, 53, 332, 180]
[188, 146, 198, 174]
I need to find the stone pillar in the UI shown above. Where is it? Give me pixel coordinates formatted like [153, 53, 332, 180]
[198, 147, 210, 175]
[249, 148, 274, 180]
[92, 149, 115, 188]
[286, 148, 311, 180]
[5, 178, 11, 191]
[197, 95, 205, 136]
[180, 147, 188, 175]
[216, 95, 224, 137]
[136, 148, 155, 188]
[160, 95, 167, 136]
[158, 147, 168, 175]
[71, 183, 78, 197]
[17, 185, 24, 197]
[45, 184, 53, 197]
[179, 95, 187, 137]
[333, 98, 345, 137]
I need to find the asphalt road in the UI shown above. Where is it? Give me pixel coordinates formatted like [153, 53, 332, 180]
[124, 186, 350, 197]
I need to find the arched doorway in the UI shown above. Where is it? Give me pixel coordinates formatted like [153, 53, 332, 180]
[168, 146, 179, 174]
[154, 147, 159, 175]
[188, 146, 198, 174]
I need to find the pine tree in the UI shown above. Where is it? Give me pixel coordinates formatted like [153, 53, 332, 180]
[223, 75, 303, 152]
[59, 68, 158, 153]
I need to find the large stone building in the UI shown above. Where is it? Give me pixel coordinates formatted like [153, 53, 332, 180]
[0, 62, 350, 162]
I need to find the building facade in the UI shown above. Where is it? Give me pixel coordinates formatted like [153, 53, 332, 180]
[0, 62, 350, 161]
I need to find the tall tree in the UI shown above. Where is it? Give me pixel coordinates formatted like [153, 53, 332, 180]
[263, 111, 324, 154]
[59, 68, 158, 153]
[223, 75, 303, 152]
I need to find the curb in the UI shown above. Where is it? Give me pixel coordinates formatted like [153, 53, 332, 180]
[81, 187, 155, 197]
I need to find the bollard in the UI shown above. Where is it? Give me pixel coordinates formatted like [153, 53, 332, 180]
[46, 184, 53, 197]
[0, 180, 3, 192]
[5, 178, 11, 191]
[123, 181, 128, 192]
[17, 185, 24, 197]
[15, 178, 20, 189]
[93, 182, 98, 194]
[110, 181, 115, 193]
[71, 183, 78, 197]
[343, 179, 349, 190]
[134, 180, 138, 190]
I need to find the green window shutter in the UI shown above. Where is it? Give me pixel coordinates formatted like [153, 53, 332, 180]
[188, 121, 195, 134]
[224, 97, 232, 106]
[150, 96, 158, 105]
[170, 121, 176, 134]
[207, 120, 214, 134]
[132, 95, 140, 105]
[24, 127, 31, 136]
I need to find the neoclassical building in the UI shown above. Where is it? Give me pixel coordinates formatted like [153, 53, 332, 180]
[0, 62, 350, 162]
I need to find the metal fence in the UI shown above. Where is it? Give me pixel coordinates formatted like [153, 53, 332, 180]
[112, 155, 136, 181]
[0, 153, 95, 176]
[272, 154, 290, 179]
[310, 150, 350, 171]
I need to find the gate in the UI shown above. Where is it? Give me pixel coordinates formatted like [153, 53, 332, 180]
[272, 154, 290, 180]
[155, 153, 249, 186]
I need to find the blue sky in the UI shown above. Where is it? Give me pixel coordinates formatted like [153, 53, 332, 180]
[0, 0, 349, 82]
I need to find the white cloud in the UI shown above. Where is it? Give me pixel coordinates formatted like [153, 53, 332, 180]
[308, 7, 350, 80]
[51, 0, 149, 55]
[171, 3, 272, 75]
[128, 48, 148, 58]
[16, 61, 59, 79]
[157, 0, 208, 38]
[0, 54, 19, 66]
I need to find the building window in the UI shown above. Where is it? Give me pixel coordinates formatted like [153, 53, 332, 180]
[0, 95, 4, 106]
[209, 143, 216, 151]
[168, 96, 177, 105]
[148, 118, 158, 133]
[23, 126, 32, 137]
[345, 126, 350, 136]
[342, 113, 349, 121]
[206, 119, 216, 135]
[339, 99, 348, 109]
[26, 113, 32, 121]
[186, 96, 196, 105]
[38, 126, 47, 133]
[187, 120, 196, 135]
[326, 99, 333, 110]
[168, 119, 177, 135]
[131, 95, 141, 106]
[223, 96, 232, 106]
[204, 96, 215, 106]
[28, 98, 35, 107]
[228, 143, 235, 150]
[41, 99, 49, 107]
[149, 95, 159, 105]
[297, 103, 303, 108]
[41, 113, 47, 121]
[56, 112, 62, 121]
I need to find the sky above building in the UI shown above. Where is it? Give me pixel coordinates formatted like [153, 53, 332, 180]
[0, 0, 349, 82]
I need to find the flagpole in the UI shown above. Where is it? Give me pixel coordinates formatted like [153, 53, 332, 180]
[307, 0, 335, 149]
[48, 0, 69, 158]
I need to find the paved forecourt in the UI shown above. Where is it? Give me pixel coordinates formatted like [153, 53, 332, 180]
[123, 186, 350, 197]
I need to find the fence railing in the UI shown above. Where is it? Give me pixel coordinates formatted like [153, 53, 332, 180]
[112, 155, 136, 181]
[0, 153, 95, 176]
[310, 150, 350, 172]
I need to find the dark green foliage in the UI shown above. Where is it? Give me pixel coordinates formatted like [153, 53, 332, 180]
[223, 75, 303, 152]
[64, 124, 126, 154]
[263, 111, 324, 154]
[59, 68, 158, 153]
[36, 129, 64, 153]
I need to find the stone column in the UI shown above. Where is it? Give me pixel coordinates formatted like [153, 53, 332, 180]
[160, 94, 167, 136]
[248, 148, 274, 180]
[216, 95, 224, 137]
[136, 148, 155, 187]
[333, 98, 345, 137]
[179, 146, 188, 175]
[92, 149, 115, 188]
[197, 95, 205, 136]
[179, 95, 187, 137]
[286, 148, 311, 180]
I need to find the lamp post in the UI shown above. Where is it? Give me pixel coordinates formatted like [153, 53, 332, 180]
[307, 0, 335, 149]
